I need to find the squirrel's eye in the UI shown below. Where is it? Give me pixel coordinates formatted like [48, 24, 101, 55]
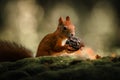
[63, 27, 67, 30]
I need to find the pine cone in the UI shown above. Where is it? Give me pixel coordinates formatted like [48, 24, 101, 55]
[66, 36, 84, 51]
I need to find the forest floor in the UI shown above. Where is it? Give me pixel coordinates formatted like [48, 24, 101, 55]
[0, 56, 120, 80]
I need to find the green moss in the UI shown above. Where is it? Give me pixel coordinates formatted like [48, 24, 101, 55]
[0, 56, 120, 80]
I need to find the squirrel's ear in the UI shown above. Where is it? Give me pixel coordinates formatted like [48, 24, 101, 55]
[59, 17, 64, 24]
[66, 16, 70, 21]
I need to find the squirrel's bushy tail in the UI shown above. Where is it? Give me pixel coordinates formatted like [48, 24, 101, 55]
[0, 41, 33, 62]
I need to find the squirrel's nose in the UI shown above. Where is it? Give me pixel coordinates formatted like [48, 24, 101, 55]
[70, 34, 74, 36]
[69, 33, 74, 37]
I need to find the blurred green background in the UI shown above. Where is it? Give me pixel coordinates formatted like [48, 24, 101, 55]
[0, 0, 120, 55]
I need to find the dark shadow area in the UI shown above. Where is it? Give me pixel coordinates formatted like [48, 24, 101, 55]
[0, 0, 8, 30]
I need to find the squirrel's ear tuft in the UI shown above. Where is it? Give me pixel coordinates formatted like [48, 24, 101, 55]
[66, 16, 70, 21]
[59, 17, 64, 24]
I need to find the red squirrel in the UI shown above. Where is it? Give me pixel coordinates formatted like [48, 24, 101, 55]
[0, 16, 77, 62]
[36, 16, 75, 56]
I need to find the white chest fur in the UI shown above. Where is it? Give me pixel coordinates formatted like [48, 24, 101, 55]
[61, 38, 67, 46]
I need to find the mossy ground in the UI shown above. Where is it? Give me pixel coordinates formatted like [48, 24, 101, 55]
[0, 56, 120, 80]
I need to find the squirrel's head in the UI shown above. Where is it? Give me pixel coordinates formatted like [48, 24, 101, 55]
[57, 16, 75, 38]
